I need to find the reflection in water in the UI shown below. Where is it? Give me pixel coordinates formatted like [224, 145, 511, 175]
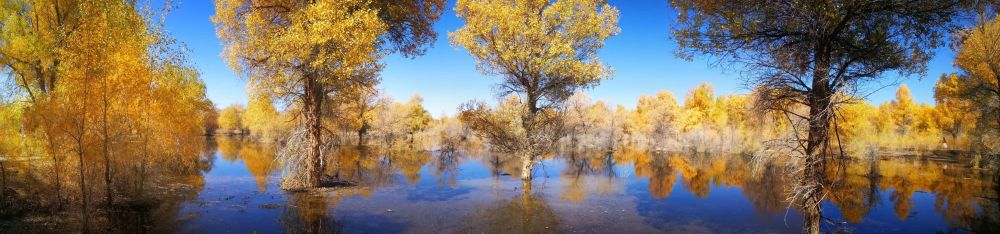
[742, 161, 790, 215]
[281, 192, 341, 234]
[461, 189, 560, 233]
[7, 136, 999, 233]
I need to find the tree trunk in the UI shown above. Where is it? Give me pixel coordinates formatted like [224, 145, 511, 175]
[520, 155, 534, 182]
[801, 42, 833, 234]
[77, 142, 90, 233]
[521, 92, 541, 184]
[304, 75, 325, 188]
[357, 124, 367, 148]
[1, 159, 6, 203]
[54, 154, 63, 210]
[102, 98, 113, 207]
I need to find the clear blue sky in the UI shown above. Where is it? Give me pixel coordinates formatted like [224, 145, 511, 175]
[164, 0, 958, 115]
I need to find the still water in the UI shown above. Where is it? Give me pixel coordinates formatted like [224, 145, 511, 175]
[150, 137, 998, 233]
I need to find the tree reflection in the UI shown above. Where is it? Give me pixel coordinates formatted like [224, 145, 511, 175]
[432, 149, 462, 188]
[281, 192, 342, 234]
[629, 150, 677, 199]
[560, 151, 623, 202]
[460, 188, 560, 233]
[741, 161, 790, 215]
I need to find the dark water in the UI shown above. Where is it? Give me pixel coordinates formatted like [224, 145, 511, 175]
[156, 138, 999, 233]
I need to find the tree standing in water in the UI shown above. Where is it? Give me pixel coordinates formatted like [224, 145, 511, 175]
[450, 0, 619, 188]
[671, 1, 970, 233]
[213, 0, 445, 189]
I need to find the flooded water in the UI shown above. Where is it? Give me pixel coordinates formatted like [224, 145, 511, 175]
[144, 137, 999, 233]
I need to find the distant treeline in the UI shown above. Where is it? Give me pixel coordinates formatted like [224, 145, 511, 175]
[203, 78, 991, 158]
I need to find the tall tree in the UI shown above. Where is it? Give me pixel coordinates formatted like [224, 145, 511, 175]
[450, 0, 619, 186]
[671, 1, 969, 233]
[213, 0, 444, 189]
[888, 84, 919, 135]
[953, 13, 1000, 152]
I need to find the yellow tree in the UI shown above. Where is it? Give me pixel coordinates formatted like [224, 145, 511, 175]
[404, 95, 432, 146]
[953, 13, 1000, 151]
[679, 83, 715, 132]
[837, 99, 878, 147]
[0, 0, 90, 212]
[243, 92, 285, 142]
[564, 91, 593, 147]
[0, 100, 24, 202]
[450, 0, 619, 185]
[54, 0, 144, 225]
[333, 87, 379, 147]
[933, 73, 976, 146]
[201, 103, 220, 135]
[583, 100, 615, 149]
[0, 0, 86, 100]
[633, 91, 680, 147]
[887, 84, 919, 135]
[1, 1, 212, 230]
[218, 104, 245, 134]
[213, 0, 445, 189]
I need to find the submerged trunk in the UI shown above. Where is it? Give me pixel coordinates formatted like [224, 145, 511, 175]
[520, 155, 534, 183]
[521, 96, 539, 184]
[357, 124, 367, 148]
[304, 75, 326, 188]
[801, 44, 833, 234]
[519, 90, 544, 189]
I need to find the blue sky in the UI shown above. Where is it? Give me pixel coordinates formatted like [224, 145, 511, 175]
[164, 0, 958, 115]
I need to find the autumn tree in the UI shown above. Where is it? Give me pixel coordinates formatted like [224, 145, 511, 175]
[679, 83, 718, 132]
[334, 87, 380, 147]
[201, 101, 220, 135]
[218, 104, 245, 135]
[213, 0, 445, 189]
[632, 91, 680, 148]
[0, 0, 213, 231]
[404, 95, 432, 146]
[244, 92, 285, 142]
[671, 1, 969, 232]
[934, 73, 976, 146]
[887, 84, 919, 135]
[372, 98, 409, 149]
[450, 0, 619, 185]
[563, 91, 592, 147]
[836, 98, 879, 149]
[952, 13, 1000, 152]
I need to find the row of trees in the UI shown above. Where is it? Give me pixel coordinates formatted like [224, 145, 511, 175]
[461, 80, 985, 156]
[0, 0, 215, 231]
[209, 91, 436, 149]
[203, 77, 988, 158]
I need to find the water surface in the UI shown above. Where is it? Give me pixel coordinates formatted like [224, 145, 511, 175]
[158, 138, 1000, 233]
